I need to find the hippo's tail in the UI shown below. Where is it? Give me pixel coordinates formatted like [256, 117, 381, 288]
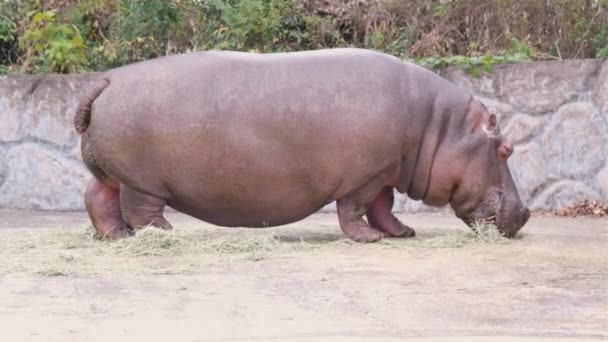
[74, 78, 110, 134]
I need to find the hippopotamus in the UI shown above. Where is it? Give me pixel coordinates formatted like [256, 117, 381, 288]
[74, 48, 530, 242]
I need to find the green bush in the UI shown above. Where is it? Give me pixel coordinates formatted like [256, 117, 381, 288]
[0, 0, 20, 69]
[19, 10, 88, 73]
[103, 0, 185, 66]
[411, 38, 534, 78]
[594, 26, 608, 58]
[0, 12, 15, 43]
[208, 0, 290, 51]
[198, 0, 339, 52]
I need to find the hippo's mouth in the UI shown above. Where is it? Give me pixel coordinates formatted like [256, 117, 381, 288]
[466, 214, 500, 232]
[472, 209, 529, 238]
[483, 214, 497, 225]
[461, 211, 506, 236]
[461, 208, 498, 227]
[455, 199, 526, 238]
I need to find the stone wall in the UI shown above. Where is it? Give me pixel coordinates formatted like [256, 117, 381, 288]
[0, 74, 97, 210]
[1, 60, 607, 212]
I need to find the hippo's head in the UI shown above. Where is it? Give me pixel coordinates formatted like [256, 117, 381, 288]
[444, 100, 530, 237]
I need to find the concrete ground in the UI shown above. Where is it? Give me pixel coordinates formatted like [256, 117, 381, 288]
[0, 210, 606, 341]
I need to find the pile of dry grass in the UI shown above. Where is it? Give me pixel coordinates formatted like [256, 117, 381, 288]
[0, 225, 309, 276]
[0, 220, 511, 276]
[107, 227, 284, 257]
[379, 221, 509, 249]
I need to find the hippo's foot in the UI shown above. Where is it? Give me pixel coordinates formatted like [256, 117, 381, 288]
[337, 214, 384, 243]
[366, 187, 416, 238]
[337, 196, 384, 243]
[376, 220, 416, 238]
[85, 178, 132, 240]
[120, 185, 173, 231]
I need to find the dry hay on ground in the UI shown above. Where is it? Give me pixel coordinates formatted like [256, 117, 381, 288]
[0, 222, 511, 276]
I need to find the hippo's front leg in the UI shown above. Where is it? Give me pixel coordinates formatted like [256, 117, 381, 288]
[366, 187, 416, 238]
[336, 170, 400, 243]
[336, 198, 384, 242]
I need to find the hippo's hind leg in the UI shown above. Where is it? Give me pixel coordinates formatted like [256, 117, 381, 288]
[82, 134, 131, 239]
[366, 187, 415, 238]
[119, 186, 173, 231]
[336, 170, 400, 243]
[85, 178, 132, 239]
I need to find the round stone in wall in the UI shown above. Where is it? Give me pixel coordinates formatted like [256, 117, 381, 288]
[592, 59, 608, 122]
[0, 77, 27, 142]
[0, 145, 7, 187]
[542, 102, 608, 179]
[596, 165, 608, 200]
[531, 180, 601, 211]
[507, 142, 550, 206]
[0, 144, 90, 210]
[494, 60, 600, 114]
[503, 114, 545, 145]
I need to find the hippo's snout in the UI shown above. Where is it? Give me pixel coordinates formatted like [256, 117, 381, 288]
[499, 206, 530, 238]
[454, 192, 531, 239]
[514, 206, 531, 235]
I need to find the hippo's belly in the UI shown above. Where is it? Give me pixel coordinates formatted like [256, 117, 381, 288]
[165, 186, 331, 228]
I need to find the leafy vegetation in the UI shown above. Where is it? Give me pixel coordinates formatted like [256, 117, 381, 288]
[18, 10, 88, 73]
[410, 38, 534, 77]
[0, 0, 606, 75]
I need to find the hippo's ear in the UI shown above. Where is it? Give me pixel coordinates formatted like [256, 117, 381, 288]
[498, 140, 514, 159]
[488, 114, 497, 130]
[482, 113, 500, 136]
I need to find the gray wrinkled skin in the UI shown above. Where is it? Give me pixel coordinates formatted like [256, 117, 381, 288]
[75, 48, 529, 241]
